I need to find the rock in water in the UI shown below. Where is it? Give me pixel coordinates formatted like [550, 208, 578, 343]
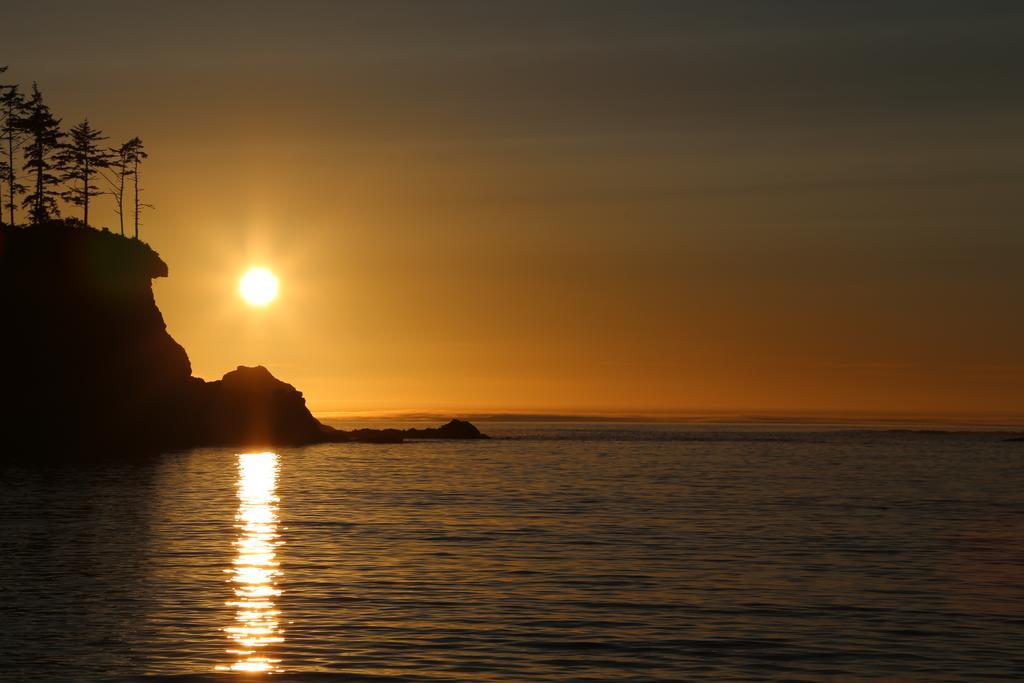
[406, 419, 489, 439]
[198, 365, 326, 446]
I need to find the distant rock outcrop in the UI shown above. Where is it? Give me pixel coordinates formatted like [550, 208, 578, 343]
[408, 418, 487, 439]
[0, 220, 485, 455]
[326, 419, 489, 444]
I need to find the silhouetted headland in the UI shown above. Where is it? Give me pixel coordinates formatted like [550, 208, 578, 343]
[0, 221, 486, 455]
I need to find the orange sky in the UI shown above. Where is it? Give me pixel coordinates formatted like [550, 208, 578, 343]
[6, 3, 1024, 418]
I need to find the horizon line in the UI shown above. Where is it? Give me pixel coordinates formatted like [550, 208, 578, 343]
[312, 409, 1024, 430]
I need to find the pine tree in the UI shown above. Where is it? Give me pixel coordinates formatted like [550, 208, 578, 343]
[125, 137, 150, 239]
[104, 139, 137, 235]
[19, 83, 64, 224]
[57, 120, 111, 227]
[107, 141, 129, 236]
[0, 71, 27, 227]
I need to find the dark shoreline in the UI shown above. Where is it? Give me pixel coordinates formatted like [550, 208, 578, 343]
[0, 221, 487, 457]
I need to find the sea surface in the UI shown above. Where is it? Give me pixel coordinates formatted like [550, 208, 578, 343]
[1, 422, 1023, 682]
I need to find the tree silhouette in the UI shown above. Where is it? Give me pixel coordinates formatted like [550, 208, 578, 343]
[125, 137, 150, 239]
[0, 66, 10, 226]
[57, 120, 111, 227]
[104, 138, 138, 236]
[0, 69, 27, 227]
[19, 83, 63, 224]
[0, 69, 158, 236]
[0, 86, 27, 227]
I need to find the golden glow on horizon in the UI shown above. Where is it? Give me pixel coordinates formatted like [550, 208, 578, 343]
[239, 267, 279, 307]
[218, 452, 284, 673]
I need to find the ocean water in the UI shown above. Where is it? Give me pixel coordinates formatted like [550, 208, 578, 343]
[1, 423, 1022, 682]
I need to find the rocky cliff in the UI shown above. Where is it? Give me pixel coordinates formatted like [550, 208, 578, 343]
[0, 221, 484, 455]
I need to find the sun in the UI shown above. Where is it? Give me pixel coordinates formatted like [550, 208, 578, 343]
[239, 267, 279, 306]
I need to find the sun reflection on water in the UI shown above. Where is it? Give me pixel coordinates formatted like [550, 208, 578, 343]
[218, 452, 284, 673]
